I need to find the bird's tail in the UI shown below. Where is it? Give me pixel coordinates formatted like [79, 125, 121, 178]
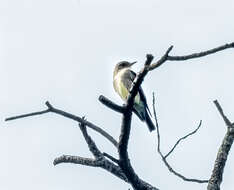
[133, 106, 156, 132]
[145, 110, 156, 132]
[133, 107, 144, 121]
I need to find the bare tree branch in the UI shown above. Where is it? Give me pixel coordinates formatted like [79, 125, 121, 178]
[100, 159, 129, 182]
[207, 100, 234, 190]
[152, 93, 208, 184]
[6, 104, 128, 182]
[213, 100, 232, 127]
[54, 155, 128, 183]
[167, 42, 234, 61]
[78, 122, 129, 182]
[54, 155, 98, 166]
[54, 122, 128, 182]
[5, 102, 118, 147]
[78, 120, 103, 158]
[149, 42, 234, 71]
[54, 152, 128, 183]
[47, 101, 118, 147]
[99, 95, 125, 114]
[149, 46, 173, 70]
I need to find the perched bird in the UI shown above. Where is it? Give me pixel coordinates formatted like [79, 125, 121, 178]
[113, 61, 155, 132]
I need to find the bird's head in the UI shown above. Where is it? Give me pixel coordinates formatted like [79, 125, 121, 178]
[114, 61, 136, 74]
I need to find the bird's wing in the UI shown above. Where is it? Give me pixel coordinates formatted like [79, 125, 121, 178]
[121, 69, 136, 91]
[121, 70, 152, 116]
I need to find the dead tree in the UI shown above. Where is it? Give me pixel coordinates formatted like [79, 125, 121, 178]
[5, 42, 234, 190]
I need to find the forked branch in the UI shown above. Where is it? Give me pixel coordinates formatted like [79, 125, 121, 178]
[152, 93, 208, 183]
[165, 121, 202, 159]
[5, 101, 118, 147]
[149, 42, 234, 70]
[207, 100, 234, 190]
[55, 122, 128, 182]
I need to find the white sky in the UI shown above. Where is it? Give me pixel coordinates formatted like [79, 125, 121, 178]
[1, 0, 234, 189]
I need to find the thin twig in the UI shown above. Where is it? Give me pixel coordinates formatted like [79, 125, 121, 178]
[152, 93, 163, 157]
[5, 109, 50, 121]
[213, 100, 232, 127]
[162, 157, 208, 183]
[103, 152, 119, 164]
[165, 120, 202, 159]
[149, 46, 173, 70]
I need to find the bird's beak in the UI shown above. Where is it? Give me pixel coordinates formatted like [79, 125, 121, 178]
[129, 61, 137, 66]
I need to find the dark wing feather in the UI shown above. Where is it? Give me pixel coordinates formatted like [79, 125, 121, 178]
[121, 70, 146, 99]
[122, 69, 155, 132]
[129, 70, 152, 116]
[122, 69, 152, 116]
[121, 69, 136, 91]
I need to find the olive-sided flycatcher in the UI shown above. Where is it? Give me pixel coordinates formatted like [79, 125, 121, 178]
[113, 61, 155, 132]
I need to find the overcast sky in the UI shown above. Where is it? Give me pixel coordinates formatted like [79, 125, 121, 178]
[1, 0, 234, 189]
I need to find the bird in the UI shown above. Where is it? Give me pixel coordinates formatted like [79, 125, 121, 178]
[113, 61, 155, 132]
